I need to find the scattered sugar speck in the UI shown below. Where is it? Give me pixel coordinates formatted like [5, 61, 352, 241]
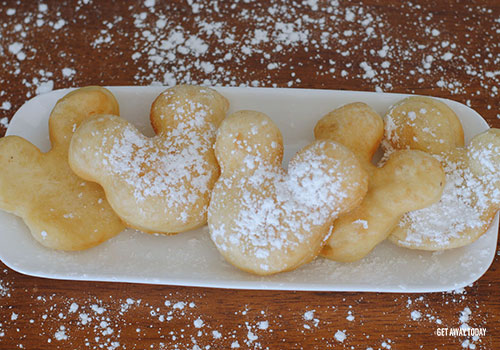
[335, 330, 346, 342]
[411, 310, 422, 320]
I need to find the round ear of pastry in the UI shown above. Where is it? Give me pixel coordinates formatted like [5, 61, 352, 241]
[315, 103, 445, 262]
[314, 102, 384, 165]
[214, 110, 284, 174]
[0, 86, 125, 251]
[208, 110, 368, 275]
[385, 97, 500, 250]
[383, 96, 464, 154]
[69, 85, 229, 234]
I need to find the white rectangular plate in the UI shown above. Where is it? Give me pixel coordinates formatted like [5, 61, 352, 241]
[0, 86, 498, 292]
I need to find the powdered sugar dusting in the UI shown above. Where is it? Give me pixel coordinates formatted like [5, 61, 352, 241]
[0, 267, 492, 349]
[411, 310, 422, 320]
[0, 280, 9, 298]
[393, 134, 499, 248]
[82, 87, 224, 228]
[105, 110, 212, 206]
[335, 330, 347, 342]
[397, 153, 484, 247]
[303, 310, 315, 321]
[54, 325, 68, 341]
[210, 140, 365, 270]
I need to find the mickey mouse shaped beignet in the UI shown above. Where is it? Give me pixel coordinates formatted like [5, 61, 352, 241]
[69, 85, 229, 234]
[208, 110, 368, 275]
[0, 86, 125, 250]
[384, 96, 500, 250]
[315, 102, 445, 262]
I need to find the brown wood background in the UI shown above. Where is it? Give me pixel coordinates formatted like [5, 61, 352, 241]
[0, 0, 499, 349]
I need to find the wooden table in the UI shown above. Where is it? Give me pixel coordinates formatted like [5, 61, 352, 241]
[0, 1, 499, 349]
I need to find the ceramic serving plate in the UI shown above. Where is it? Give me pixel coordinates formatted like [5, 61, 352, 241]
[0, 86, 497, 292]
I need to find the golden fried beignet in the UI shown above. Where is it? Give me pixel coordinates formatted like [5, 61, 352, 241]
[383, 96, 464, 154]
[315, 102, 445, 262]
[69, 85, 229, 234]
[384, 97, 500, 250]
[0, 87, 125, 250]
[208, 110, 368, 275]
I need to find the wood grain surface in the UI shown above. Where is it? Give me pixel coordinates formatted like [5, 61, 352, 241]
[0, 0, 499, 349]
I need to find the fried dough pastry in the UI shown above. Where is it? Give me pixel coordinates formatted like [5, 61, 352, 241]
[208, 110, 368, 275]
[315, 102, 445, 262]
[384, 97, 500, 250]
[0, 87, 125, 250]
[383, 96, 464, 154]
[69, 85, 229, 234]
